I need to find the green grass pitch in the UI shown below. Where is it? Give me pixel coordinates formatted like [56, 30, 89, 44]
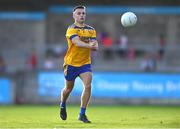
[0, 105, 180, 128]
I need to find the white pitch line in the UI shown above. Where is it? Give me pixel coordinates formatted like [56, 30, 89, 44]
[0, 127, 180, 129]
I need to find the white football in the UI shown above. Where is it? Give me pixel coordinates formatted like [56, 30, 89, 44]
[121, 12, 137, 27]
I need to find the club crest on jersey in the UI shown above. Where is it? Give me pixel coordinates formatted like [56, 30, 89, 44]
[80, 36, 90, 43]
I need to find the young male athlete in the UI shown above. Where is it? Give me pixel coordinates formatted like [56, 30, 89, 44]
[59, 5, 98, 123]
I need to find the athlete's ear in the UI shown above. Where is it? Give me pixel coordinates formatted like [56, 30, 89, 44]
[73, 12, 75, 19]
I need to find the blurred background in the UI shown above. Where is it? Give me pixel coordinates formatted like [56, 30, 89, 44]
[0, 0, 180, 105]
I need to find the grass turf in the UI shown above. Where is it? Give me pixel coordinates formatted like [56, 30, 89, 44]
[0, 105, 180, 128]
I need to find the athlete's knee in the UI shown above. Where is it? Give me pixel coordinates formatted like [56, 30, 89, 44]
[84, 84, 91, 90]
[64, 86, 73, 93]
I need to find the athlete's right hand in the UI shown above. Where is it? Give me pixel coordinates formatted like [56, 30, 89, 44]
[89, 40, 98, 50]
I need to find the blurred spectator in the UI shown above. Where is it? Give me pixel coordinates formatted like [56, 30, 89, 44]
[158, 34, 166, 59]
[52, 45, 66, 58]
[44, 56, 55, 70]
[127, 48, 136, 61]
[0, 55, 6, 72]
[99, 32, 113, 59]
[140, 53, 157, 72]
[117, 34, 128, 58]
[26, 51, 37, 70]
[46, 44, 66, 58]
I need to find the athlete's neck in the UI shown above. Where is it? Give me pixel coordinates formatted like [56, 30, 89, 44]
[74, 22, 85, 27]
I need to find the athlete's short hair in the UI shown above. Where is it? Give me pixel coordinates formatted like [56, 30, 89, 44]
[73, 5, 86, 12]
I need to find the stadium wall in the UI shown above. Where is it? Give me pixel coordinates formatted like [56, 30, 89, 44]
[1, 71, 180, 105]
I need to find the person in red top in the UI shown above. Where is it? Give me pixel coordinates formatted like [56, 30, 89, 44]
[158, 34, 166, 59]
[27, 51, 37, 70]
[0, 55, 6, 72]
[100, 32, 113, 59]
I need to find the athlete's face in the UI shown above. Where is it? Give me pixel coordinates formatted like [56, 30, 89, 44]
[73, 8, 86, 24]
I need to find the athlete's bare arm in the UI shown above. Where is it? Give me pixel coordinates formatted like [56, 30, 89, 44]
[72, 36, 98, 50]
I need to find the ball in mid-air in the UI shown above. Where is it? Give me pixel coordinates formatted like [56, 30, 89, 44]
[121, 12, 137, 27]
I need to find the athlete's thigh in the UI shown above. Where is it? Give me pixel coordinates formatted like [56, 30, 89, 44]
[65, 79, 75, 89]
[79, 72, 92, 86]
